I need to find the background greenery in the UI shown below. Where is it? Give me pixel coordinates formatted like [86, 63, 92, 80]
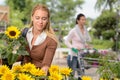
[0, 0, 120, 50]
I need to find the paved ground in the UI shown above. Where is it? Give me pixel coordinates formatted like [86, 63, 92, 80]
[52, 52, 100, 80]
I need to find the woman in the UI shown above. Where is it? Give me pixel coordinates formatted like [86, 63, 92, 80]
[64, 13, 91, 78]
[20, 4, 58, 74]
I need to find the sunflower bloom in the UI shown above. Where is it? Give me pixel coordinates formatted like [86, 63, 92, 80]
[30, 68, 45, 76]
[59, 67, 72, 76]
[22, 63, 36, 72]
[0, 65, 10, 75]
[5, 26, 21, 39]
[12, 65, 23, 73]
[1, 71, 15, 80]
[18, 73, 34, 80]
[48, 72, 63, 80]
[100, 78, 108, 80]
[82, 76, 92, 80]
[49, 65, 59, 73]
[114, 78, 119, 80]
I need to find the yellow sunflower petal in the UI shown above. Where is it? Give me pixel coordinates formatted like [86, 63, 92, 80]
[5, 26, 21, 39]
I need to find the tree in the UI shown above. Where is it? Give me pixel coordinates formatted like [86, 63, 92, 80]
[5, 0, 84, 27]
[93, 10, 119, 51]
[5, 0, 34, 27]
[93, 10, 117, 39]
[95, 0, 119, 11]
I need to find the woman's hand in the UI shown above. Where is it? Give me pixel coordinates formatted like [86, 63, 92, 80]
[41, 66, 49, 75]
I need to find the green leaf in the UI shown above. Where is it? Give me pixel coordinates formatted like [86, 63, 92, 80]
[18, 50, 29, 56]
[8, 53, 18, 65]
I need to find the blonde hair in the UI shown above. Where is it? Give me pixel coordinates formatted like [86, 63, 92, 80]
[30, 4, 58, 43]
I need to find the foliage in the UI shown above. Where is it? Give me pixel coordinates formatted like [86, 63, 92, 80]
[95, 0, 120, 11]
[97, 53, 120, 79]
[101, 30, 115, 39]
[92, 10, 120, 50]
[0, 26, 29, 65]
[9, 10, 25, 28]
[91, 39, 114, 49]
[83, 48, 117, 66]
[5, 0, 34, 27]
[48, 0, 84, 23]
[5, 0, 84, 27]
[93, 10, 117, 39]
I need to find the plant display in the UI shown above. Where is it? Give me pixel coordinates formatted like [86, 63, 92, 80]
[0, 63, 93, 80]
[0, 26, 29, 65]
[97, 53, 119, 80]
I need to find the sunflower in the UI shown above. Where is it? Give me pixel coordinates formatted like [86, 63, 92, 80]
[12, 65, 23, 73]
[59, 67, 72, 76]
[30, 68, 45, 76]
[1, 71, 15, 80]
[18, 73, 34, 80]
[5, 26, 21, 39]
[48, 72, 63, 80]
[0, 65, 10, 75]
[81, 76, 92, 80]
[49, 65, 59, 73]
[22, 63, 36, 72]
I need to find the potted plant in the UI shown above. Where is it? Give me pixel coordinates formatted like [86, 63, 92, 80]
[97, 52, 119, 79]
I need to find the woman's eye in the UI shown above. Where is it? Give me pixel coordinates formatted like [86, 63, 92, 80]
[35, 16, 48, 21]
[42, 17, 47, 20]
[35, 16, 40, 20]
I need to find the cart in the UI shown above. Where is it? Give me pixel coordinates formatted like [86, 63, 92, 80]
[73, 48, 98, 76]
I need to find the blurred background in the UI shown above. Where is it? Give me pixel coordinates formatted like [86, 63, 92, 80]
[0, 0, 120, 53]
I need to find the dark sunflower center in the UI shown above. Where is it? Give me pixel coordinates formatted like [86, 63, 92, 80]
[9, 31, 16, 36]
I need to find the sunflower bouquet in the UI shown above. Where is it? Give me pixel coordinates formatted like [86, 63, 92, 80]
[0, 26, 29, 66]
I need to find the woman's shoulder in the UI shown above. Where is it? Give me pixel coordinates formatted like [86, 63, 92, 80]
[68, 27, 76, 35]
[46, 36, 57, 44]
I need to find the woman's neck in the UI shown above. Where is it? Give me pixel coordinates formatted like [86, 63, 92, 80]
[78, 24, 84, 30]
[32, 28, 43, 36]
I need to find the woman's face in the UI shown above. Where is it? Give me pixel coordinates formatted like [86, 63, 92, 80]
[32, 9, 48, 32]
[77, 16, 86, 27]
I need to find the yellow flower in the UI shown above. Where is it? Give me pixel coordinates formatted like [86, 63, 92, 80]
[82, 76, 92, 80]
[49, 65, 59, 73]
[30, 68, 45, 76]
[100, 78, 107, 80]
[0, 65, 10, 75]
[12, 65, 23, 73]
[18, 73, 34, 80]
[59, 67, 72, 76]
[114, 78, 119, 80]
[22, 63, 36, 72]
[1, 71, 15, 80]
[49, 72, 63, 80]
[5, 26, 21, 39]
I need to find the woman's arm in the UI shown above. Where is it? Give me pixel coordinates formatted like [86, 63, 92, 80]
[64, 30, 74, 48]
[41, 39, 57, 74]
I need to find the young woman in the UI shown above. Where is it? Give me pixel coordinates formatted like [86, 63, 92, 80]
[64, 13, 91, 78]
[19, 4, 58, 75]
